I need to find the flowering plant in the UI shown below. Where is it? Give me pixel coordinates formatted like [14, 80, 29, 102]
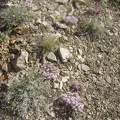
[63, 15, 78, 24]
[59, 92, 85, 112]
[71, 81, 81, 91]
[87, 6, 102, 14]
[39, 61, 60, 81]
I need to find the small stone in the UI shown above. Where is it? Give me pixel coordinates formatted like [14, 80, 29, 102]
[55, 0, 69, 4]
[10, 54, 15, 60]
[59, 81, 63, 89]
[56, 22, 68, 29]
[98, 54, 102, 58]
[54, 82, 59, 89]
[2, 63, 8, 71]
[77, 55, 85, 62]
[50, 111, 55, 118]
[70, 59, 75, 64]
[46, 52, 57, 62]
[107, 118, 112, 120]
[36, 19, 41, 24]
[62, 76, 69, 82]
[11, 50, 29, 72]
[58, 48, 73, 62]
[78, 64, 90, 72]
[106, 76, 111, 83]
[41, 21, 48, 27]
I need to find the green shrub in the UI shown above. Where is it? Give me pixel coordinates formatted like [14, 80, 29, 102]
[0, 6, 36, 30]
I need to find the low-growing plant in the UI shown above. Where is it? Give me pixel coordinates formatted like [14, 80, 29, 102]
[38, 34, 58, 53]
[1, 67, 51, 119]
[39, 61, 60, 81]
[58, 92, 85, 113]
[84, 22, 97, 34]
[0, 31, 9, 42]
[0, 6, 36, 30]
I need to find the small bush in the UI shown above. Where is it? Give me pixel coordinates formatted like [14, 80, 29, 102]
[0, 6, 36, 30]
[38, 34, 58, 53]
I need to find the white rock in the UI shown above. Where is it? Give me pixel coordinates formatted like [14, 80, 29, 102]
[54, 82, 59, 89]
[58, 48, 73, 62]
[36, 19, 41, 24]
[62, 76, 69, 82]
[106, 76, 111, 83]
[41, 21, 48, 27]
[47, 52, 57, 62]
[78, 64, 90, 72]
[56, 22, 68, 29]
[59, 81, 63, 89]
[55, 0, 69, 4]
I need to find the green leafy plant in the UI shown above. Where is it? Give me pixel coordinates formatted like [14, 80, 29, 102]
[0, 6, 36, 30]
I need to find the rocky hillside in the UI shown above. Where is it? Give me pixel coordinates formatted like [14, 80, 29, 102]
[0, 0, 120, 120]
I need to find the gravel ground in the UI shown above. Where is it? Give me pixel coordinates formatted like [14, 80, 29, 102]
[0, 0, 120, 120]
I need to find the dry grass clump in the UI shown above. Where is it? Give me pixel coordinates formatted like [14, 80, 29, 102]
[38, 34, 58, 53]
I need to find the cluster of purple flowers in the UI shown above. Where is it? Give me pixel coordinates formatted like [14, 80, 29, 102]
[87, 6, 102, 14]
[60, 92, 84, 112]
[39, 61, 60, 81]
[71, 81, 81, 91]
[63, 15, 78, 24]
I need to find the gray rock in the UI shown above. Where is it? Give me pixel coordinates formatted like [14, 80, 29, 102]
[56, 22, 68, 29]
[78, 64, 90, 72]
[11, 50, 29, 72]
[58, 47, 73, 62]
[47, 52, 57, 62]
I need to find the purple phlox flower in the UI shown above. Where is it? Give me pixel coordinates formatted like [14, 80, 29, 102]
[71, 81, 81, 91]
[59, 92, 85, 112]
[87, 6, 102, 14]
[24, 1, 33, 8]
[63, 15, 78, 24]
[39, 61, 60, 81]
[77, 103, 84, 112]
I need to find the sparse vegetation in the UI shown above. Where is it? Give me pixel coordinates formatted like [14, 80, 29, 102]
[0, 31, 9, 42]
[38, 34, 58, 53]
[0, 6, 36, 30]
[1, 67, 49, 119]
